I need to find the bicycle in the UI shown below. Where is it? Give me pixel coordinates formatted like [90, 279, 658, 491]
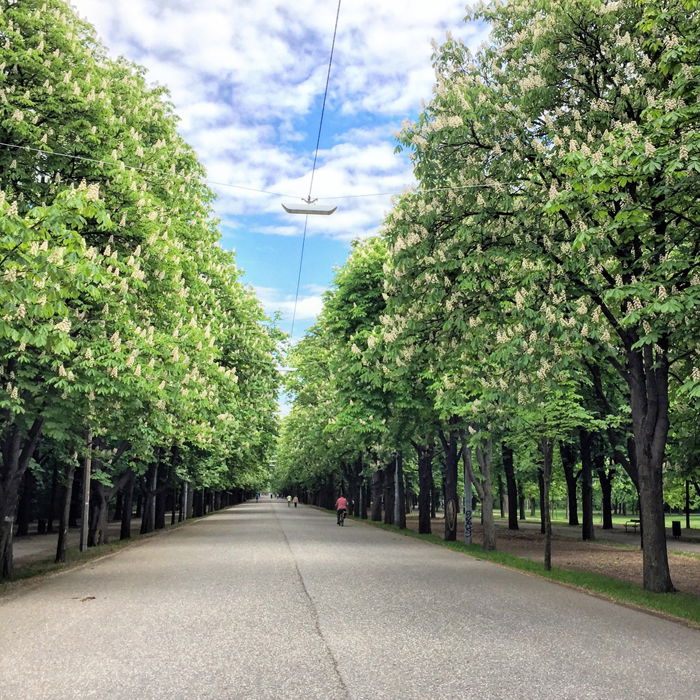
[337, 509, 346, 526]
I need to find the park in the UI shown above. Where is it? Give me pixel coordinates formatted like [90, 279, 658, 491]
[1, 0, 699, 696]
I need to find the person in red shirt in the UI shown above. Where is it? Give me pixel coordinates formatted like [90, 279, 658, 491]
[335, 495, 348, 525]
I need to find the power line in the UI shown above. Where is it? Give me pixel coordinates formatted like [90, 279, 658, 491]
[0, 140, 296, 199]
[289, 215, 309, 340]
[306, 0, 342, 203]
[288, 0, 342, 340]
[0, 140, 493, 203]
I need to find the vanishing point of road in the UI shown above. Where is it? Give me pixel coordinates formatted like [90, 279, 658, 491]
[1, 500, 698, 699]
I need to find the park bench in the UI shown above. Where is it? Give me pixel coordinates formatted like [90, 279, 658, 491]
[624, 518, 640, 533]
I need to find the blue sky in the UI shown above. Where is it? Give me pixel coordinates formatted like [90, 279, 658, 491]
[71, 1, 488, 341]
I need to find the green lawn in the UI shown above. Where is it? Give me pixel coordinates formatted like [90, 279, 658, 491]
[357, 516, 700, 628]
[497, 511, 700, 529]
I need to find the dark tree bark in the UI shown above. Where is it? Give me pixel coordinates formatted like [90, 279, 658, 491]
[46, 461, 59, 534]
[16, 468, 34, 537]
[430, 461, 438, 519]
[464, 440, 496, 550]
[362, 480, 370, 519]
[55, 461, 76, 563]
[596, 454, 614, 530]
[383, 459, 395, 526]
[537, 468, 546, 535]
[438, 425, 460, 542]
[559, 440, 580, 526]
[88, 482, 108, 547]
[579, 429, 595, 541]
[120, 471, 135, 540]
[140, 459, 159, 533]
[114, 492, 123, 521]
[502, 444, 518, 530]
[370, 469, 383, 521]
[498, 474, 504, 519]
[540, 440, 554, 571]
[394, 453, 406, 529]
[0, 417, 44, 579]
[628, 346, 673, 591]
[415, 442, 433, 535]
[518, 481, 526, 521]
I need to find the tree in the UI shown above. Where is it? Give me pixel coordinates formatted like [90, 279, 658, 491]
[397, 0, 699, 592]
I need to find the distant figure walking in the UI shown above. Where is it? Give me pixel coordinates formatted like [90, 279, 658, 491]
[293, 496, 299, 508]
[287, 495, 292, 507]
[255, 493, 259, 502]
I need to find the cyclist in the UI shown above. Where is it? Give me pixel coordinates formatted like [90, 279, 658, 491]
[335, 494, 348, 526]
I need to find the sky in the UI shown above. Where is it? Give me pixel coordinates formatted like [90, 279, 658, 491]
[70, 1, 488, 340]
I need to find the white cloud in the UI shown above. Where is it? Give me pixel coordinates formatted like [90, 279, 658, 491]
[71, 0, 485, 241]
[254, 286, 325, 322]
[70, 0, 488, 334]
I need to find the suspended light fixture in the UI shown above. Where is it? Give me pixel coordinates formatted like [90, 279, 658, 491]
[282, 196, 337, 216]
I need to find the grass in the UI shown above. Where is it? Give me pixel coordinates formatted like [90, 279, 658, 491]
[409, 510, 700, 530]
[352, 516, 700, 628]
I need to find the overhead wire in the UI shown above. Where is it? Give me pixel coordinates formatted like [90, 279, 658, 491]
[289, 0, 342, 339]
[0, 141, 493, 203]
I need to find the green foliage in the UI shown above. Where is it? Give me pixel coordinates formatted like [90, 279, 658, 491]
[0, 0, 280, 503]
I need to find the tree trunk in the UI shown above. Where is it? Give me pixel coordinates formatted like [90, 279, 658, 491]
[416, 444, 432, 535]
[439, 427, 460, 542]
[596, 454, 614, 530]
[55, 461, 76, 564]
[114, 492, 123, 521]
[16, 468, 34, 537]
[383, 459, 395, 526]
[461, 438, 473, 545]
[498, 474, 504, 519]
[541, 440, 554, 571]
[518, 481, 526, 520]
[360, 479, 369, 520]
[559, 440, 579, 526]
[370, 469, 383, 521]
[46, 461, 59, 534]
[179, 481, 188, 522]
[394, 453, 406, 529]
[0, 417, 44, 579]
[579, 429, 595, 541]
[685, 481, 691, 530]
[537, 468, 546, 535]
[88, 481, 108, 547]
[627, 343, 673, 591]
[502, 444, 518, 530]
[475, 442, 495, 550]
[120, 471, 135, 540]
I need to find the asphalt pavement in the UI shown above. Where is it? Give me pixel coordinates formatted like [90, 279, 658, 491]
[1, 499, 698, 699]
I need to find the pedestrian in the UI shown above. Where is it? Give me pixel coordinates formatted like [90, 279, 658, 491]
[293, 495, 299, 508]
[287, 495, 292, 507]
[255, 493, 259, 502]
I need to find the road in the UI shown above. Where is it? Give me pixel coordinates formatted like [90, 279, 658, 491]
[1, 500, 698, 699]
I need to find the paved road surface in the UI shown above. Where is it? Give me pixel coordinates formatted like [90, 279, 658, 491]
[1, 500, 698, 699]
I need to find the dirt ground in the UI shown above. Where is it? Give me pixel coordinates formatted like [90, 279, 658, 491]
[404, 516, 700, 597]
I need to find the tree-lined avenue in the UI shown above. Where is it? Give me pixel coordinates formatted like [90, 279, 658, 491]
[1, 500, 698, 699]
